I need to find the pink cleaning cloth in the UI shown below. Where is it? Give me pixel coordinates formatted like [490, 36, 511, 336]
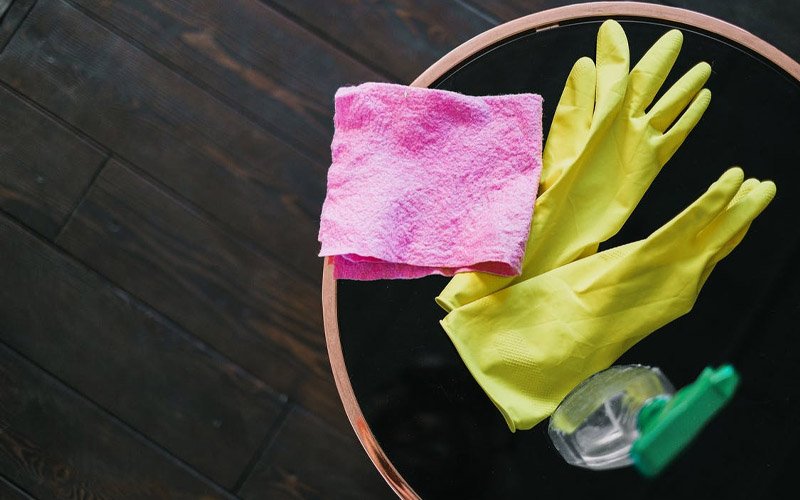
[319, 82, 543, 280]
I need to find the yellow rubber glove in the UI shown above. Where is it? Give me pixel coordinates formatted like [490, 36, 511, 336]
[439, 168, 775, 431]
[437, 21, 712, 312]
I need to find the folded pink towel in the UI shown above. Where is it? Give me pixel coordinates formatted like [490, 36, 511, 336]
[319, 82, 543, 280]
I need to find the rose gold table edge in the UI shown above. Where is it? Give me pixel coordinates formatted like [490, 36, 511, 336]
[412, 1, 800, 88]
[323, 258, 421, 499]
[322, 3, 800, 499]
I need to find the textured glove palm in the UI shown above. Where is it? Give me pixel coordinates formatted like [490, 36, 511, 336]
[440, 168, 775, 431]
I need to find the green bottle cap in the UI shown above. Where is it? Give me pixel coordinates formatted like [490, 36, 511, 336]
[630, 365, 740, 478]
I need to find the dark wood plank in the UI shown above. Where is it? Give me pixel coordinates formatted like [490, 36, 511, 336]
[239, 406, 395, 500]
[57, 160, 348, 432]
[0, 85, 106, 239]
[470, 0, 800, 62]
[0, 0, 14, 19]
[0, 341, 238, 500]
[0, 212, 285, 488]
[70, 0, 384, 163]
[0, 0, 35, 50]
[0, 475, 34, 500]
[465, 0, 561, 23]
[0, 0, 324, 283]
[268, 0, 496, 83]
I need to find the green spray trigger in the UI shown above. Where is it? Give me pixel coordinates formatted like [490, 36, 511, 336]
[631, 365, 740, 477]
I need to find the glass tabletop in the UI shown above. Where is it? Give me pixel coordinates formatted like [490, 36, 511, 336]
[334, 16, 800, 500]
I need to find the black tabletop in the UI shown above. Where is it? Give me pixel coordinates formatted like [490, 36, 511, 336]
[336, 17, 800, 500]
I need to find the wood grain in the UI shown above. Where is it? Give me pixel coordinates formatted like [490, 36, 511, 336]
[0, 0, 35, 50]
[69, 0, 384, 163]
[0, 0, 325, 283]
[0, 341, 239, 500]
[239, 406, 395, 500]
[0, 85, 105, 239]
[0, 475, 34, 500]
[267, 0, 496, 83]
[0, 213, 285, 488]
[57, 160, 348, 432]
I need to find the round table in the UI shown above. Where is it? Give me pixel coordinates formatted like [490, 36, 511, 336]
[323, 3, 800, 499]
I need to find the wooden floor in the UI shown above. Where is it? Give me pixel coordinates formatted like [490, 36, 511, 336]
[0, 1, 797, 499]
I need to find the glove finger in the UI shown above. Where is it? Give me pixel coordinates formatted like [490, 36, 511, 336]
[625, 29, 683, 113]
[707, 180, 776, 246]
[648, 61, 712, 131]
[541, 57, 597, 191]
[698, 179, 775, 286]
[555, 57, 597, 122]
[728, 177, 761, 208]
[655, 167, 744, 241]
[656, 88, 712, 165]
[593, 20, 629, 124]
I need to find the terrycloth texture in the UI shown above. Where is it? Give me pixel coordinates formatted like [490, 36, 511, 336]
[319, 82, 543, 280]
[332, 255, 514, 281]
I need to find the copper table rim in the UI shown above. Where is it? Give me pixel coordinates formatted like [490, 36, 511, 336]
[322, 3, 800, 499]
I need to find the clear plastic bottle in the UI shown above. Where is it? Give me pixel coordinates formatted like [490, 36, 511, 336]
[548, 364, 739, 476]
